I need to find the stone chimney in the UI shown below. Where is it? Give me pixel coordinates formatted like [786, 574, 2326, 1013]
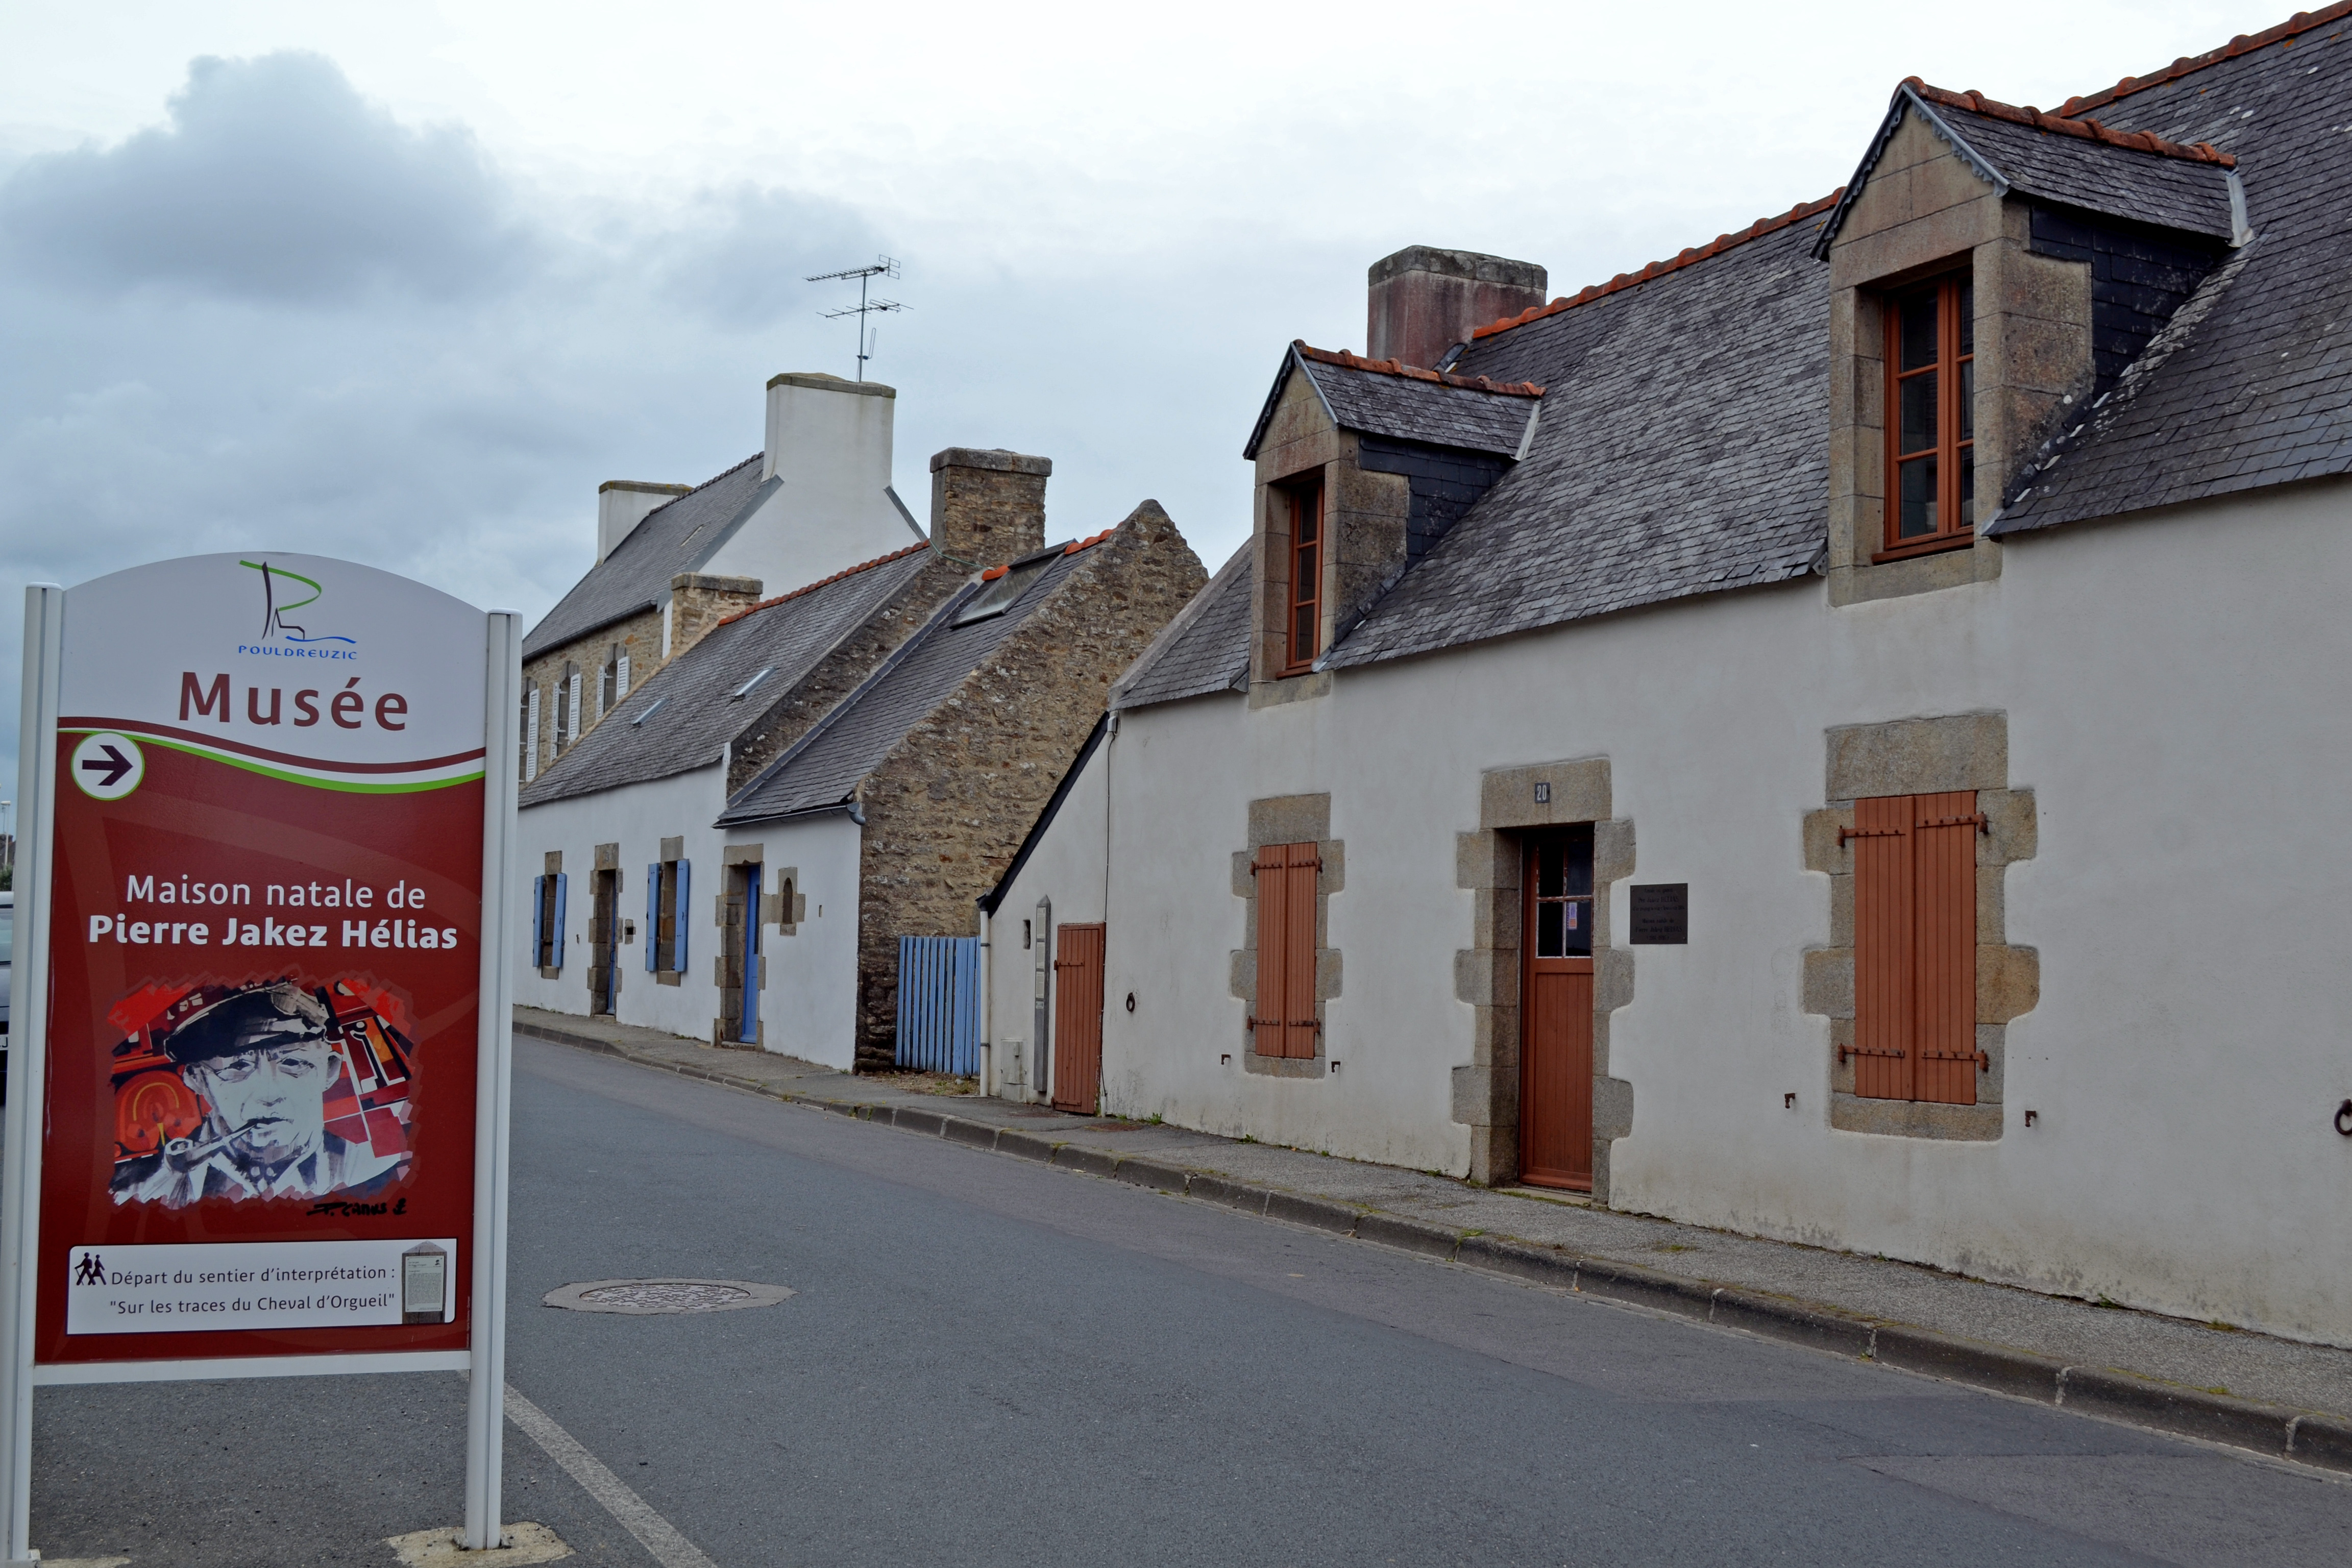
[668, 572, 763, 658]
[598, 480, 690, 562]
[1367, 247, 1549, 371]
[928, 448, 1050, 566]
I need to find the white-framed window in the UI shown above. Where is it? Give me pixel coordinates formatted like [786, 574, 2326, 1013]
[524, 687, 541, 782]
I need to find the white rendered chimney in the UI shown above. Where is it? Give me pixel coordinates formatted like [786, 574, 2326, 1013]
[692, 372, 923, 594]
[763, 372, 897, 491]
[597, 480, 690, 562]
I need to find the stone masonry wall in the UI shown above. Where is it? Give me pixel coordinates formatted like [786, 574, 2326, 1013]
[848, 500, 1207, 1069]
[522, 603, 663, 781]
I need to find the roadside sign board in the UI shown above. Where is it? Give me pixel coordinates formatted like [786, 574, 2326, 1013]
[0, 554, 522, 1559]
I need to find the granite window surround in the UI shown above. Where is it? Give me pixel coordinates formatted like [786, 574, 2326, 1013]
[1229, 794, 1343, 1079]
[1801, 712, 2040, 1141]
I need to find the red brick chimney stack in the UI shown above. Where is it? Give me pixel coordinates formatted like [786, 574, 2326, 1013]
[1367, 247, 1548, 371]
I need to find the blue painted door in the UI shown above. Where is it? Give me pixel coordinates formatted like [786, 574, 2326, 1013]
[739, 865, 761, 1044]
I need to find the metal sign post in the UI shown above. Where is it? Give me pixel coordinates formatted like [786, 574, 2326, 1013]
[0, 558, 518, 1562]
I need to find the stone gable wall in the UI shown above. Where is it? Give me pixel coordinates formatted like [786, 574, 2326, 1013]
[523, 603, 664, 781]
[847, 502, 1207, 1068]
[722, 554, 971, 797]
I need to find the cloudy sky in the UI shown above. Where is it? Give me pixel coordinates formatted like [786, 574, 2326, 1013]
[0, 0, 2283, 782]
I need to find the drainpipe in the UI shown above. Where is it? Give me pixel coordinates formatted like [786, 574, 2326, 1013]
[977, 902, 993, 1097]
[1101, 710, 1117, 1113]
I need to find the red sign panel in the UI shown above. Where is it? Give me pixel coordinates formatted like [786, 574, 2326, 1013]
[30, 554, 494, 1368]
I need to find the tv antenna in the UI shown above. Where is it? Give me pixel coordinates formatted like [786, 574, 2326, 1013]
[806, 256, 906, 381]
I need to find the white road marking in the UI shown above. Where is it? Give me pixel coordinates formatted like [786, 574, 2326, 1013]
[504, 1383, 721, 1568]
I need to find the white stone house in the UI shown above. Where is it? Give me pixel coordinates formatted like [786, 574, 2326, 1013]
[517, 372, 924, 785]
[982, 22, 2352, 1345]
[514, 432, 1205, 1070]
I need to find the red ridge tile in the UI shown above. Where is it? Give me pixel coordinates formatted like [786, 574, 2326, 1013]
[1469, 191, 1844, 342]
[1906, 78, 2236, 164]
[1293, 342, 1545, 395]
[2059, 1, 2352, 118]
[714, 540, 931, 627]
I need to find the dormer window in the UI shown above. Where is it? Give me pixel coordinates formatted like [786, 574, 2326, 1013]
[1882, 272, 1974, 559]
[1285, 479, 1323, 672]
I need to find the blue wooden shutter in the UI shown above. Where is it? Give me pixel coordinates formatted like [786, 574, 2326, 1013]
[675, 859, 691, 974]
[531, 875, 545, 968]
[646, 863, 660, 971]
[552, 873, 568, 974]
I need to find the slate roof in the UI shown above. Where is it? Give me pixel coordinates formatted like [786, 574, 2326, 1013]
[1121, 3, 2352, 697]
[1990, 15, 2352, 531]
[716, 546, 1092, 825]
[1814, 82, 2238, 254]
[518, 543, 933, 807]
[1243, 345, 1541, 461]
[521, 454, 772, 660]
[1325, 209, 1834, 670]
[1111, 542, 1252, 710]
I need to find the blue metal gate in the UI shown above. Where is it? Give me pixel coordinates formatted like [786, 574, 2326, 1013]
[895, 935, 981, 1074]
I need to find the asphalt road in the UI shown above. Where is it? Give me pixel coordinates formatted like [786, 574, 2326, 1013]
[28, 1038, 2352, 1565]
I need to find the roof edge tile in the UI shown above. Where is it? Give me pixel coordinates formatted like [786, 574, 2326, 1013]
[1471, 192, 1843, 341]
[1908, 79, 2235, 165]
[713, 541, 931, 628]
[2059, 1, 2352, 119]
[1292, 342, 1544, 397]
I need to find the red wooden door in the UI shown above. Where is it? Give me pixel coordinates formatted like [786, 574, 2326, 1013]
[1520, 830, 1595, 1190]
[1051, 923, 1106, 1114]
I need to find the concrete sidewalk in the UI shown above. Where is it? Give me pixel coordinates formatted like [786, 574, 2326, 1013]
[515, 1006, 2352, 1473]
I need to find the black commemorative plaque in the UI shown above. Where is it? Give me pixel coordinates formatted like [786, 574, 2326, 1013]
[1628, 883, 1688, 944]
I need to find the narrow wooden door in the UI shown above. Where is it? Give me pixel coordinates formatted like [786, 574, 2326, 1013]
[1051, 923, 1106, 1114]
[1520, 829, 1595, 1190]
[592, 869, 619, 1015]
[737, 864, 762, 1044]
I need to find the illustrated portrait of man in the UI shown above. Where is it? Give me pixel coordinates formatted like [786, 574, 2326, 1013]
[110, 981, 409, 1208]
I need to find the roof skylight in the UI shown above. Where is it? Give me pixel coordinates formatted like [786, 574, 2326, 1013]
[953, 557, 1051, 626]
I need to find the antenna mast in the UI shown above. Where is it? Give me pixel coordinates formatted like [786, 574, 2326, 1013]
[805, 256, 907, 381]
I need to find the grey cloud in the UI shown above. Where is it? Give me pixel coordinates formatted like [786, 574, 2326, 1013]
[0, 52, 1272, 794]
[0, 52, 527, 303]
[651, 183, 881, 327]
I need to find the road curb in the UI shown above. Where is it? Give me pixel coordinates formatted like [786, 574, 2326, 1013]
[518, 1017, 2351, 1473]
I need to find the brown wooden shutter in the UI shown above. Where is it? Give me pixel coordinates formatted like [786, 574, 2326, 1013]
[1252, 847, 1289, 1057]
[1252, 841, 1319, 1058]
[1849, 791, 1981, 1103]
[1912, 790, 1981, 1105]
[1849, 794, 1916, 1100]
[1281, 844, 1319, 1058]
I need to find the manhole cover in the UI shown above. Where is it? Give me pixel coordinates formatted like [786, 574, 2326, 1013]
[543, 1278, 795, 1315]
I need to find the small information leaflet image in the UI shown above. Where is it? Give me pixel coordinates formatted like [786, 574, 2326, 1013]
[26, 553, 499, 1370]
